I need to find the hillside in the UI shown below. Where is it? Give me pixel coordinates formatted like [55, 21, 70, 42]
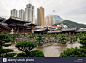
[53, 20, 86, 29]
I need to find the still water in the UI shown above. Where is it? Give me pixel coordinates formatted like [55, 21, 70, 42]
[3, 42, 81, 57]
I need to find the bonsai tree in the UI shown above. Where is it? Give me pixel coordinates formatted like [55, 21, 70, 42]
[76, 33, 80, 38]
[15, 40, 44, 57]
[35, 34, 44, 46]
[65, 33, 68, 37]
[29, 33, 34, 38]
[51, 34, 54, 37]
[15, 41, 37, 57]
[75, 36, 78, 41]
[34, 34, 38, 38]
[0, 34, 16, 57]
[47, 34, 52, 43]
[24, 32, 26, 37]
[43, 34, 47, 37]
[54, 33, 58, 42]
[59, 47, 86, 57]
[70, 36, 73, 43]
[9, 34, 19, 42]
[78, 34, 86, 49]
[58, 34, 68, 44]
[29, 50, 44, 57]
[69, 32, 71, 37]
[29, 33, 35, 41]
[16, 32, 20, 37]
[80, 32, 83, 37]
[59, 34, 86, 57]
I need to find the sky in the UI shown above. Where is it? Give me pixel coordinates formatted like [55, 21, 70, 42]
[0, 0, 86, 24]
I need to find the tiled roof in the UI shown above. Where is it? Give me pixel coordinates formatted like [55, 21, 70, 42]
[48, 31, 62, 33]
[26, 23, 37, 26]
[27, 28, 32, 29]
[34, 28, 47, 31]
[10, 17, 30, 23]
[75, 29, 86, 32]
[3, 17, 30, 23]
[0, 22, 10, 29]
[62, 27, 77, 31]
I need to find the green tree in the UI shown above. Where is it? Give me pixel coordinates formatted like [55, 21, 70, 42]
[54, 34, 58, 42]
[36, 34, 44, 43]
[70, 36, 73, 43]
[78, 34, 86, 49]
[0, 34, 16, 57]
[59, 34, 86, 57]
[9, 34, 18, 42]
[15, 41, 37, 57]
[29, 33, 34, 38]
[29, 50, 44, 57]
[24, 32, 26, 37]
[58, 34, 67, 44]
[59, 47, 86, 57]
[34, 34, 38, 38]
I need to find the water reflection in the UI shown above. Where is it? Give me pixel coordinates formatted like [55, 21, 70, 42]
[3, 42, 81, 57]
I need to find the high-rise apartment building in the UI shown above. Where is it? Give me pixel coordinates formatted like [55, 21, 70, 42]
[25, 4, 34, 22]
[45, 16, 49, 26]
[19, 9, 24, 20]
[45, 15, 56, 26]
[53, 16, 56, 25]
[49, 16, 52, 26]
[10, 3, 35, 23]
[37, 7, 44, 26]
[11, 9, 17, 17]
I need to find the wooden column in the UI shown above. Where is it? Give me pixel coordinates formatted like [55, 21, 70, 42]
[18, 27, 19, 33]
[23, 27, 24, 33]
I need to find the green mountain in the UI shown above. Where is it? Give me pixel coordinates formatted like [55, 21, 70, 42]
[53, 20, 86, 29]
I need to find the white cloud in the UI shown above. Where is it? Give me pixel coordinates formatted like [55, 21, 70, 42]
[0, 0, 86, 24]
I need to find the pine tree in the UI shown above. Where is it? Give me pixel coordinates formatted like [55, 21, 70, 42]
[0, 34, 16, 57]
[78, 34, 86, 49]
[59, 33, 86, 57]
[35, 34, 44, 46]
[15, 41, 37, 57]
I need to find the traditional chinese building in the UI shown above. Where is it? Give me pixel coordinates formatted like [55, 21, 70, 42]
[26, 23, 37, 33]
[0, 23, 10, 34]
[3, 17, 30, 34]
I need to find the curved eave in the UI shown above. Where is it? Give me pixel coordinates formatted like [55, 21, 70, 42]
[0, 24, 10, 29]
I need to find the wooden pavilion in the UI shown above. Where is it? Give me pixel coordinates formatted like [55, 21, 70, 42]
[3, 17, 30, 34]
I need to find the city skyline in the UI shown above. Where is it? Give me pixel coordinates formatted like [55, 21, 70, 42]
[0, 0, 86, 24]
[11, 3, 35, 22]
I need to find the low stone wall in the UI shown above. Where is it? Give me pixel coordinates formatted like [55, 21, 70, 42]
[15, 37, 59, 43]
